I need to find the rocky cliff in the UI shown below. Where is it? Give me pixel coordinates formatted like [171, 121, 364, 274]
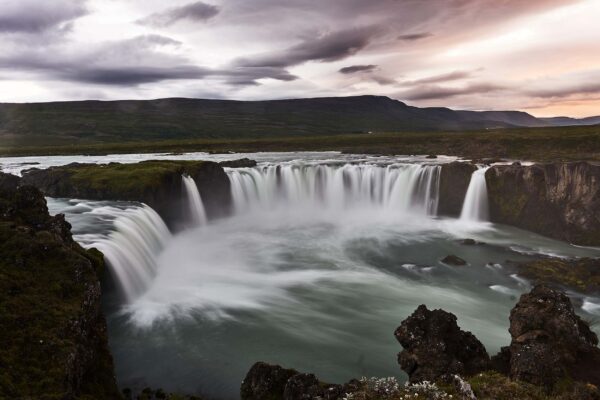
[21, 160, 232, 228]
[0, 172, 120, 399]
[486, 161, 600, 246]
[438, 161, 477, 216]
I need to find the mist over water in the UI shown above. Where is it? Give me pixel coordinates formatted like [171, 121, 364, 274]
[44, 154, 600, 399]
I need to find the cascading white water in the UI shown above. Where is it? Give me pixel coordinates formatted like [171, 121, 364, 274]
[182, 175, 207, 226]
[226, 163, 441, 216]
[460, 167, 490, 221]
[94, 205, 172, 302]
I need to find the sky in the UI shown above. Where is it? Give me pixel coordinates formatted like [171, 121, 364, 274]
[0, 0, 599, 117]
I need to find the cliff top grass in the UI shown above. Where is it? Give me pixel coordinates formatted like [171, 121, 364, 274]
[1, 125, 600, 162]
[23, 160, 216, 200]
[64, 160, 211, 192]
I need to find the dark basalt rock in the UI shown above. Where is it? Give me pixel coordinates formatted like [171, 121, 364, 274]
[219, 158, 258, 168]
[0, 172, 120, 399]
[240, 362, 359, 400]
[505, 285, 600, 389]
[438, 162, 477, 217]
[394, 304, 490, 383]
[486, 161, 600, 246]
[241, 362, 299, 400]
[441, 254, 467, 266]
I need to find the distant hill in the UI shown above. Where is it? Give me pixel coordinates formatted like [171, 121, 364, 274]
[540, 116, 600, 126]
[0, 95, 598, 146]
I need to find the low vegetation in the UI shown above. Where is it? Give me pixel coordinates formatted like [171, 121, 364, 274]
[1, 125, 599, 162]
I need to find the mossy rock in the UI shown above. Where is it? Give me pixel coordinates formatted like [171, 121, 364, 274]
[517, 258, 600, 294]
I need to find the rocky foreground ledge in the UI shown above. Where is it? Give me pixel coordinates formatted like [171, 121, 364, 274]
[241, 285, 600, 400]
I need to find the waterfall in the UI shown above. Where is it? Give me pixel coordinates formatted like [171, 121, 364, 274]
[226, 163, 441, 216]
[182, 175, 207, 226]
[460, 167, 490, 221]
[94, 205, 171, 302]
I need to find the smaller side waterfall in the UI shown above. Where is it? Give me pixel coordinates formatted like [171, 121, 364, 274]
[460, 167, 490, 221]
[95, 205, 171, 302]
[182, 175, 207, 226]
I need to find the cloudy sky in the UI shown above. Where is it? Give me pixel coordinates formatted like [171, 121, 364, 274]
[1, 0, 599, 117]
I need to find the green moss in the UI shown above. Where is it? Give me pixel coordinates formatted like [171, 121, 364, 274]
[67, 160, 209, 196]
[517, 258, 600, 294]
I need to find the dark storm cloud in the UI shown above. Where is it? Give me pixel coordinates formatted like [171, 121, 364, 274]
[397, 32, 433, 41]
[235, 27, 380, 68]
[400, 83, 504, 101]
[526, 83, 600, 98]
[0, 35, 210, 85]
[0, 0, 88, 33]
[339, 64, 377, 74]
[69, 66, 209, 85]
[138, 1, 219, 27]
[0, 32, 298, 87]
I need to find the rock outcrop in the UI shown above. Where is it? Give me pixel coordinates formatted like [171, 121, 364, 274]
[394, 305, 490, 383]
[501, 285, 600, 389]
[486, 161, 600, 246]
[21, 160, 232, 227]
[438, 162, 477, 217]
[516, 257, 600, 294]
[240, 362, 358, 400]
[219, 158, 258, 168]
[0, 172, 120, 399]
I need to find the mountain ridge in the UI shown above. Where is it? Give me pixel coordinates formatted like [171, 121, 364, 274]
[1, 95, 598, 146]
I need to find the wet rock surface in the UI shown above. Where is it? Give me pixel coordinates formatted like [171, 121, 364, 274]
[0, 172, 120, 399]
[486, 161, 600, 246]
[394, 304, 490, 383]
[438, 161, 477, 217]
[441, 254, 467, 266]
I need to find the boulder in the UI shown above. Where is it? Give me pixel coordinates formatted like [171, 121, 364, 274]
[441, 255, 467, 266]
[394, 305, 490, 383]
[505, 285, 600, 389]
[240, 362, 358, 400]
[241, 362, 298, 400]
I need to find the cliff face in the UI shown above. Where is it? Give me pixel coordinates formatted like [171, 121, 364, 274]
[486, 162, 600, 246]
[438, 162, 477, 217]
[21, 160, 232, 227]
[0, 172, 120, 399]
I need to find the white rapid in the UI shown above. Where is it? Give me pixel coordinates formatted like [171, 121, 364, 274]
[226, 163, 441, 216]
[460, 167, 490, 222]
[182, 175, 208, 226]
[94, 205, 172, 302]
